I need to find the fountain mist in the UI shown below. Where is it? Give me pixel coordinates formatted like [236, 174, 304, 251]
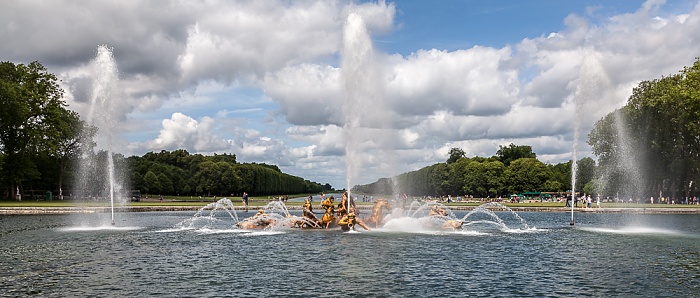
[342, 12, 379, 197]
[570, 51, 610, 224]
[610, 109, 644, 199]
[74, 45, 124, 225]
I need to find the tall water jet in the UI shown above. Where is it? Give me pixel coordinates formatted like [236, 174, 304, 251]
[570, 50, 610, 225]
[74, 45, 124, 226]
[342, 12, 378, 201]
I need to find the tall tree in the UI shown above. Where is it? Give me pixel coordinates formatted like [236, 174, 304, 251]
[589, 58, 700, 199]
[0, 61, 74, 200]
[446, 147, 466, 164]
[496, 143, 536, 166]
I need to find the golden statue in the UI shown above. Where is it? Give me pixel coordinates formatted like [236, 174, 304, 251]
[338, 212, 370, 231]
[428, 205, 449, 217]
[366, 199, 391, 228]
[427, 205, 463, 230]
[301, 198, 321, 228]
[321, 205, 336, 229]
[321, 195, 335, 211]
[442, 219, 463, 230]
[336, 191, 358, 218]
[237, 209, 276, 229]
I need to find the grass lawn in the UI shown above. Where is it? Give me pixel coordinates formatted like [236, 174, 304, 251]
[1, 198, 698, 209]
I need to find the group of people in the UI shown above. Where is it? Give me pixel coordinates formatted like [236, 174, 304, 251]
[564, 195, 601, 208]
[650, 196, 699, 205]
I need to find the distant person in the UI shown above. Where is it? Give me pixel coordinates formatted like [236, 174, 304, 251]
[242, 192, 249, 212]
[596, 196, 600, 208]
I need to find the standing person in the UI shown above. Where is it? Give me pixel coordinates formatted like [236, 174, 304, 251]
[242, 192, 249, 212]
[596, 196, 601, 208]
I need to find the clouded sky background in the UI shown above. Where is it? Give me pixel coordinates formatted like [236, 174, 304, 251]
[2, 0, 699, 189]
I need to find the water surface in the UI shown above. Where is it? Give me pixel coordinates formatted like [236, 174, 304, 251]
[1, 211, 697, 297]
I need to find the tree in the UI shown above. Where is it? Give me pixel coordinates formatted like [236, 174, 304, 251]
[576, 157, 596, 191]
[0, 61, 75, 200]
[502, 158, 551, 194]
[158, 173, 174, 194]
[589, 58, 700, 199]
[143, 171, 160, 194]
[429, 163, 451, 196]
[446, 147, 466, 164]
[496, 143, 536, 166]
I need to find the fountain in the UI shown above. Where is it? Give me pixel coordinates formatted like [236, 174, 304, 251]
[178, 199, 315, 231]
[342, 10, 398, 209]
[604, 109, 645, 200]
[381, 200, 530, 232]
[73, 45, 125, 226]
[570, 51, 612, 225]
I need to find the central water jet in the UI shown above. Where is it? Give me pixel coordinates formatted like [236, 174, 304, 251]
[74, 45, 124, 226]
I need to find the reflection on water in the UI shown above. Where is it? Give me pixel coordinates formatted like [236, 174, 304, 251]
[0, 212, 698, 297]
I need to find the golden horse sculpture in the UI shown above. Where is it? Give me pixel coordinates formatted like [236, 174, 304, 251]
[428, 205, 463, 230]
[338, 212, 370, 231]
[236, 209, 277, 229]
[365, 199, 392, 228]
[300, 198, 321, 228]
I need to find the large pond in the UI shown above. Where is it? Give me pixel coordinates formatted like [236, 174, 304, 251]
[1, 210, 698, 297]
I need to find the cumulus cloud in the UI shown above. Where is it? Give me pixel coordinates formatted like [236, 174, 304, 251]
[385, 47, 520, 117]
[263, 64, 343, 126]
[147, 112, 228, 152]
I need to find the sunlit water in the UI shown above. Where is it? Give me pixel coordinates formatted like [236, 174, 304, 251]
[1, 212, 698, 297]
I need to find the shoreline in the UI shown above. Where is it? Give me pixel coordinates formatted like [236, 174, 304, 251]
[1, 205, 699, 215]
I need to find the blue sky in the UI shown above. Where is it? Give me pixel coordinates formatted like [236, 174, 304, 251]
[2, 0, 699, 190]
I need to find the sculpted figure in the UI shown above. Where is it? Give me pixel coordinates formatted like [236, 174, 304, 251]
[321, 206, 336, 229]
[366, 199, 391, 228]
[237, 209, 276, 229]
[301, 198, 321, 228]
[338, 212, 370, 231]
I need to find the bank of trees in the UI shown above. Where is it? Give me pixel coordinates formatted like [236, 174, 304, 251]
[354, 143, 597, 197]
[0, 61, 92, 199]
[128, 149, 328, 197]
[588, 58, 700, 199]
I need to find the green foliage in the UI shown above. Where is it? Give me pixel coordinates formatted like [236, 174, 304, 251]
[354, 147, 585, 197]
[576, 157, 596, 191]
[502, 158, 551, 194]
[589, 58, 700, 198]
[143, 171, 159, 194]
[0, 61, 87, 199]
[128, 150, 324, 196]
[446, 147, 465, 164]
[496, 143, 536, 166]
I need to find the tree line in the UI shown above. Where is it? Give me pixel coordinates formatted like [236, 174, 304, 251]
[353, 144, 596, 198]
[588, 58, 700, 200]
[128, 149, 330, 197]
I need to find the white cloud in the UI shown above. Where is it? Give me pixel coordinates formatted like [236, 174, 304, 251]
[147, 112, 228, 152]
[385, 47, 519, 117]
